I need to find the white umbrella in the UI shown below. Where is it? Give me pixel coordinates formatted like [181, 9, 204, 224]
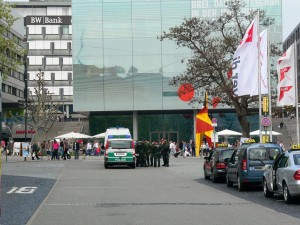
[249, 130, 282, 136]
[217, 129, 242, 136]
[55, 132, 92, 140]
[92, 132, 106, 138]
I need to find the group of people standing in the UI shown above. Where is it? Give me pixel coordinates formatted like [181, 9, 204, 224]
[31, 139, 80, 160]
[135, 138, 170, 167]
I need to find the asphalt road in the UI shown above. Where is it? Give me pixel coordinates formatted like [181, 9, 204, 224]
[1, 155, 300, 225]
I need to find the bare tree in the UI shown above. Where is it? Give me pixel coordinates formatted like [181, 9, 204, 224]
[18, 69, 60, 141]
[160, 0, 281, 137]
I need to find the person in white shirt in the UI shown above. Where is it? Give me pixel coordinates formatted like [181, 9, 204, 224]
[87, 142, 92, 156]
[169, 141, 176, 156]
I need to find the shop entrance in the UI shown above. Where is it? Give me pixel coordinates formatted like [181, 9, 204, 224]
[150, 131, 178, 144]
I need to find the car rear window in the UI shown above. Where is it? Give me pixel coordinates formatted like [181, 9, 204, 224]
[293, 154, 300, 165]
[248, 147, 281, 161]
[220, 149, 235, 161]
[109, 140, 132, 149]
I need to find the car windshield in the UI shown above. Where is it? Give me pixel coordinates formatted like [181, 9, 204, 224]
[293, 154, 300, 165]
[248, 147, 281, 161]
[109, 140, 132, 149]
[220, 149, 235, 161]
[249, 148, 267, 161]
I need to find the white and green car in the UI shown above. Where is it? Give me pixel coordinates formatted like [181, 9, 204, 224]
[104, 127, 135, 169]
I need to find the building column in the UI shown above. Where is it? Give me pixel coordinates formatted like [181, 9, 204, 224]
[133, 111, 138, 141]
[66, 105, 70, 118]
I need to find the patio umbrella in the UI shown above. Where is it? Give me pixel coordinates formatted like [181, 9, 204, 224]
[217, 129, 242, 136]
[249, 130, 282, 136]
[92, 132, 106, 138]
[55, 132, 92, 140]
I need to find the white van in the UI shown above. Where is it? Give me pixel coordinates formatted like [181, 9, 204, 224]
[104, 127, 135, 169]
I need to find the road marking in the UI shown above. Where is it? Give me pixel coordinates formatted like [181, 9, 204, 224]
[7, 187, 37, 194]
[63, 187, 128, 189]
[44, 202, 252, 206]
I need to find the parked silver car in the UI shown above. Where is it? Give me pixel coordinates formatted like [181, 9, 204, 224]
[263, 146, 300, 204]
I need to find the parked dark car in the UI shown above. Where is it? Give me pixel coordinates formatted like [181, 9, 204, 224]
[203, 147, 235, 182]
[226, 143, 282, 191]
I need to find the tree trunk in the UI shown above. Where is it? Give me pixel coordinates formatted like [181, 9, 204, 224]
[237, 114, 250, 138]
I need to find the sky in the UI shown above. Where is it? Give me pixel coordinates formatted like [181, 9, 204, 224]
[282, 0, 300, 40]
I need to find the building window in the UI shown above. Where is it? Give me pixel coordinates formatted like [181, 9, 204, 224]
[12, 87, 17, 96]
[61, 25, 69, 35]
[2, 83, 5, 93]
[8, 86, 11, 94]
[20, 90, 24, 98]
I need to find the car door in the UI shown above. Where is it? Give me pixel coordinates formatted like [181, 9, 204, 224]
[271, 153, 284, 190]
[210, 150, 218, 173]
[275, 155, 289, 192]
[227, 149, 238, 182]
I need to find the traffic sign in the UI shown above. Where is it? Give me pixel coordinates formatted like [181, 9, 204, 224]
[261, 117, 271, 127]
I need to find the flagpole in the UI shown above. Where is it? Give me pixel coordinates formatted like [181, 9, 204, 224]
[294, 40, 299, 144]
[257, 11, 262, 143]
[267, 27, 272, 141]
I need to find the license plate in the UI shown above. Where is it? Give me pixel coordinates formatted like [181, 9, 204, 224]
[250, 166, 264, 170]
[115, 152, 126, 156]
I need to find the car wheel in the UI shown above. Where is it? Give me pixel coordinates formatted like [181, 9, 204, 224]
[131, 163, 136, 169]
[104, 162, 109, 169]
[237, 176, 245, 191]
[212, 170, 217, 183]
[263, 178, 274, 198]
[226, 174, 233, 187]
[283, 182, 293, 204]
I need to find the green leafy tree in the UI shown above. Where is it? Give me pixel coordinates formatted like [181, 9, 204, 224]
[160, 0, 280, 137]
[0, 0, 26, 79]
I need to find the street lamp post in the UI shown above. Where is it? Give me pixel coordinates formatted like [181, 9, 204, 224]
[24, 55, 28, 143]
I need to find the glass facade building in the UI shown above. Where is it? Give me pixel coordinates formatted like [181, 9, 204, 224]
[72, 0, 282, 143]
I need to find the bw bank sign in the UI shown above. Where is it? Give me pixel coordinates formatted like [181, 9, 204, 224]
[25, 16, 72, 25]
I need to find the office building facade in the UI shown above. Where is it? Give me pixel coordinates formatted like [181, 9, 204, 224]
[1, 8, 26, 140]
[13, 0, 73, 121]
[72, 0, 282, 143]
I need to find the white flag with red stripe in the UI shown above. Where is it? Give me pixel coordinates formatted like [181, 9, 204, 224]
[232, 16, 259, 96]
[276, 43, 296, 106]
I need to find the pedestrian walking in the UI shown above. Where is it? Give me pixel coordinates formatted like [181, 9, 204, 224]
[31, 142, 40, 160]
[87, 141, 92, 156]
[52, 140, 59, 160]
[62, 139, 70, 160]
[191, 140, 195, 157]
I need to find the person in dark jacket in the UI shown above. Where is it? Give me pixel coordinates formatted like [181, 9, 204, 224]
[73, 140, 80, 159]
[31, 142, 40, 160]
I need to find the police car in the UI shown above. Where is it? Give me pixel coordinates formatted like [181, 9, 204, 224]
[263, 144, 300, 203]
